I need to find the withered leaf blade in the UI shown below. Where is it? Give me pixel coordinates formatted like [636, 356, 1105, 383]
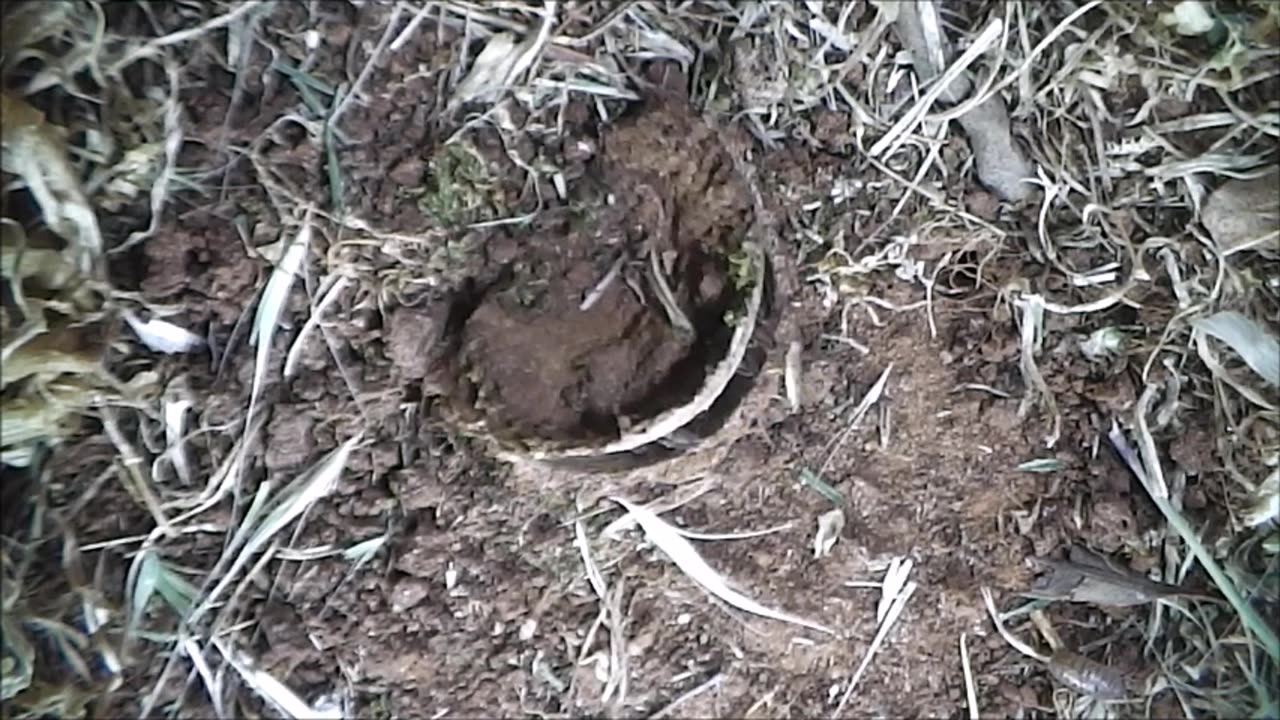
[1022, 545, 1183, 607]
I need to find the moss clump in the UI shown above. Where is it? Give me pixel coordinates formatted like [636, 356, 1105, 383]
[413, 143, 503, 227]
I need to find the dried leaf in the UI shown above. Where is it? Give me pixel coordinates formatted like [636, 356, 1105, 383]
[0, 244, 79, 290]
[1202, 174, 1280, 256]
[813, 508, 845, 558]
[2, 326, 104, 386]
[1244, 469, 1279, 529]
[0, 382, 93, 447]
[1160, 0, 1218, 35]
[1024, 545, 1182, 606]
[1016, 458, 1061, 473]
[452, 34, 518, 106]
[1080, 327, 1126, 359]
[1193, 311, 1280, 387]
[0, 92, 102, 271]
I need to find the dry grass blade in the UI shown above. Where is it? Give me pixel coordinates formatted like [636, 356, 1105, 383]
[610, 496, 833, 635]
[647, 673, 723, 720]
[190, 434, 360, 624]
[960, 633, 979, 720]
[214, 638, 341, 719]
[1014, 293, 1060, 448]
[893, 2, 1032, 201]
[575, 520, 609, 601]
[1192, 311, 1279, 387]
[646, 242, 694, 338]
[831, 560, 918, 718]
[284, 275, 349, 379]
[249, 212, 313, 413]
[980, 587, 1049, 664]
[1108, 421, 1280, 660]
[531, 243, 765, 460]
[818, 363, 893, 479]
[126, 549, 197, 643]
[449, 3, 557, 110]
[868, 18, 1004, 160]
[601, 475, 720, 539]
[675, 522, 793, 542]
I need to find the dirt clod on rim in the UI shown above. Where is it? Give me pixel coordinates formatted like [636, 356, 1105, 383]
[418, 103, 755, 449]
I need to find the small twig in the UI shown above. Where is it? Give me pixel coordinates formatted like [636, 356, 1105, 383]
[638, 185, 694, 337]
[580, 254, 625, 311]
[329, 4, 407, 129]
[555, 0, 636, 46]
[647, 248, 694, 336]
[785, 341, 804, 412]
[110, 1, 265, 70]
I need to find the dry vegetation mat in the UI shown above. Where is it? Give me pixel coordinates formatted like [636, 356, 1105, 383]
[2, 1, 1277, 718]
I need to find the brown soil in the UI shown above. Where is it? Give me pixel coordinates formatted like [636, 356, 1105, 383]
[45, 4, 1230, 720]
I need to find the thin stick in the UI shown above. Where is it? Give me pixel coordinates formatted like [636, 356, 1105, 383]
[580, 254, 625, 311]
[330, 5, 407, 128]
[648, 673, 724, 720]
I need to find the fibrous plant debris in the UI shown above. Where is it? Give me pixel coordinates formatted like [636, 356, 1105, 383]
[890, 2, 1034, 202]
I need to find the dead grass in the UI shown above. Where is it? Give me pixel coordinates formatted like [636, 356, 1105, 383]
[3, 0, 1276, 717]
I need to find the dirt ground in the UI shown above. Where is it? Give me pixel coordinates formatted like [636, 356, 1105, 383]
[43, 2, 1259, 718]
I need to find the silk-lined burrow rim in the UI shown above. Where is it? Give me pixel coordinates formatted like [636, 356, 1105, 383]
[395, 102, 777, 469]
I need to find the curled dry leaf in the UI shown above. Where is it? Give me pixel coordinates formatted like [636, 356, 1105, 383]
[1244, 468, 1279, 529]
[813, 508, 845, 559]
[1192, 311, 1280, 388]
[1024, 545, 1183, 607]
[1079, 327, 1126, 360]
[1160, 0, 1218, 35]
[0, 244, 80, 292]
[0, 92, 102, 272]
[452, 32, 520, 108]
[124, 311, 206, 354]
[0, 380, 94, 449]
[1202, 173, 1280, 256]
[1, 327, 105, 387]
